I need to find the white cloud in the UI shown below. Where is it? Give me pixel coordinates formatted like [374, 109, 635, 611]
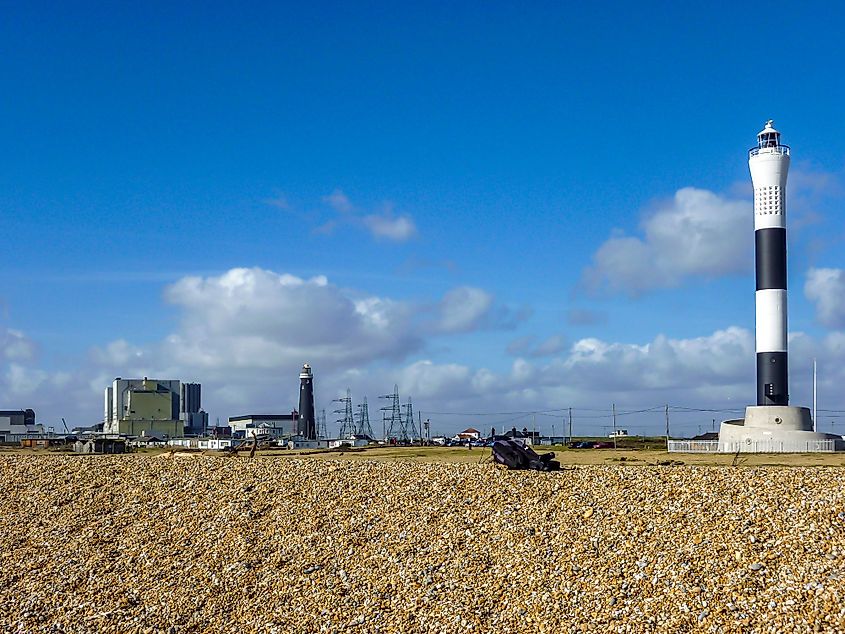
[1, 329, 36, 361]
[437, 286, 530, 334]
[805, 267, 845, 328]
[560, 326, 753, 393]
[90, 339, 145, 366]
[362, 211, 418, 242]
[318, 191, 418, 242]
[322, 189, 353, 213]
[584, 187, 750, 296]
[438, 287, 495, 333]
[160, 268, 421, 372]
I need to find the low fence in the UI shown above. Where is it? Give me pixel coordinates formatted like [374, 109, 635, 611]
[669, 439, 839, 453]
[667, 440, 719, 453]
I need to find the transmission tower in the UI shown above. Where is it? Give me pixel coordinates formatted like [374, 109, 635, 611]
[402, 397, 415, 444]
[355, 397, 375, 438]
[333, 388, 354, 438]
[317, 409, 327, 438]
[380, 384, 404, 442]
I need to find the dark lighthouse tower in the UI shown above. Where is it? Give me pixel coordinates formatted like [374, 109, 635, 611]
[298, 363, 316, 439]
[749, 121, 790, 406]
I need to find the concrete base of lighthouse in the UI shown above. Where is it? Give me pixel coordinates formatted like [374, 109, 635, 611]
[718, 406, 844, 453]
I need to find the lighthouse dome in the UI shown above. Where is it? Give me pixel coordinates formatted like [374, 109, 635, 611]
[757, 120, 781, 148]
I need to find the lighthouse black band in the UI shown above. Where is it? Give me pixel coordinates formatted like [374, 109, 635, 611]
[755, 228, 787, 291]
[299, 378, 316, 439]
[756, 351, 789, 406]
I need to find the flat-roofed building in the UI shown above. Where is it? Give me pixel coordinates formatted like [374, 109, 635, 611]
[228, 413, 298, 439]
[0, 409, 44, 443]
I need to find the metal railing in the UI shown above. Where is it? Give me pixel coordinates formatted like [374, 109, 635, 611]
[749, 145, 790, 158]
[720, 439, 836, 453]
[667, 440, 719, 453]
[669, 438, 838, 453]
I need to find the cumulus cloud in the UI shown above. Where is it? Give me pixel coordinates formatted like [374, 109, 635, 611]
[561, 326, 753, 393]
[438, 287, 495, 333]
[161, 268, 421, 371]
[1, 329, 36, 361]
[325, 326, 757, 437]
[584, 188, 750, 296]
[0, 327, 79, 423]
[437, 287, 529, 333]
[362, 211, 417, 242]
[805, 267, 845, 328]
[76, 269, 528, 417]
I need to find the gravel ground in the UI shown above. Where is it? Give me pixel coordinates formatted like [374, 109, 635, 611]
[1, 454, 845, 633]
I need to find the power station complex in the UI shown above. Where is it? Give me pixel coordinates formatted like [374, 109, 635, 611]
[718, 122, 843, 452]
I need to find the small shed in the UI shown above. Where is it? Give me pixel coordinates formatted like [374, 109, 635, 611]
[74, 438, 127, 454]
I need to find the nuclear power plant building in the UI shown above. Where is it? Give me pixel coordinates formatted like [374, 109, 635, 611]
[103, 378, 208, 437]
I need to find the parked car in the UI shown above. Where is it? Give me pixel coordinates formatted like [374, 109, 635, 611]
[593, 441, 614, 449]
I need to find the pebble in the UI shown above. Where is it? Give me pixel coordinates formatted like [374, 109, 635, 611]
[1, 455, 844, 633]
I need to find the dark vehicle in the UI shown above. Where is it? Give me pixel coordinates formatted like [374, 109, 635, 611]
[492, 440, 560, 472]
[593, 442, 614, 449]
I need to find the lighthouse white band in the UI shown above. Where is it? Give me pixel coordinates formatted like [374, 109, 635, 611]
[755, 289, 787, 353]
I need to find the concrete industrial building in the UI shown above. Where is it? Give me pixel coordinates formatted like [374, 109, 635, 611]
[180, 383, 209, 435]
[103, 378, 205, 437]
[0, 409, 45, 443]
[718, 122, 843, 452]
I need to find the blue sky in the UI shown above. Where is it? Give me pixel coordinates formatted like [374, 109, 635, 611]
[3, 2, 845, 436]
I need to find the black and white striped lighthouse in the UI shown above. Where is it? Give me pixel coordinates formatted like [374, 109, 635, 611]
[749, 120, 790, 406]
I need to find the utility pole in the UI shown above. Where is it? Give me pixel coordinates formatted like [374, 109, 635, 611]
[612, 403, 617, 449]
[813, 358, 818, 432]
[568, 408, 572, 443]
[664, 404, 669, 451]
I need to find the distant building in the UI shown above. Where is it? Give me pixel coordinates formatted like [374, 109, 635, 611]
[505, 427, 539, 446]
[455, 428, 481, 441]
[104, 377, 209, 436]
[180, 383, 209, 435]
[74, 438, 127, 454]
[103, 378, 182, 437]
[0, 409, 45, 443]
[228, 413, 298, 439]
